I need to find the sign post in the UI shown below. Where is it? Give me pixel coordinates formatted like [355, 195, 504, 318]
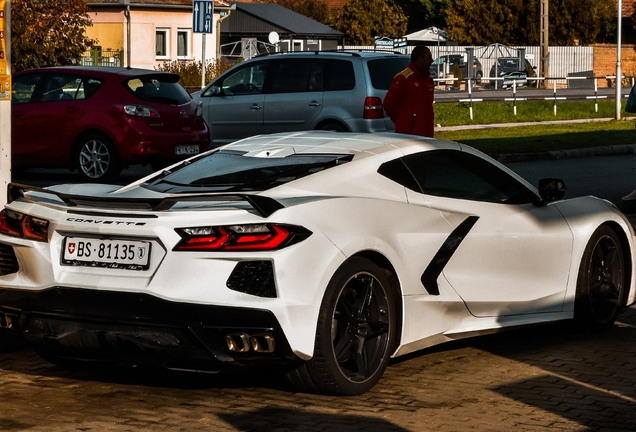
[0, 0, 10, 205]
[193, 1, 213, 89]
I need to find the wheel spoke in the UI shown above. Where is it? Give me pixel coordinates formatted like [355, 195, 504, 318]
[331, 271, 391, 383]
[585, 235, 623, 324]
[79, 140, 111, 179]
[350, 334, 370, 379]
[353, 277, 373, 318]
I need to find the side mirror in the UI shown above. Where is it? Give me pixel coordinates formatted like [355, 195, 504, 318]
[210, 85, 222, 96]
[538, 178, 566, 203]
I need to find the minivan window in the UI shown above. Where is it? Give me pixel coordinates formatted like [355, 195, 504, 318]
[212, 62, 267, 96]
[270, 58, 324, 93]
[324, 59, 355, 91]
[367, 57, 411, 90]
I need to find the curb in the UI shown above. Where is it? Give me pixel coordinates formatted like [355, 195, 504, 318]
[496, 143, 636, 163]
[437, 117, 636, 132]
[434, 117, 636, 163]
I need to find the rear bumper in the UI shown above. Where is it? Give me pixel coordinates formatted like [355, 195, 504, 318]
[115, 126, 211, 165]
[0, 287, 302, 372]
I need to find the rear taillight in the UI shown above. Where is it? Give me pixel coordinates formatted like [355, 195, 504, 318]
[0, 209, 49, 242]
[116, 104, 161, 118]
[363, 97, 384, 119]
[173, 223, 311, 252]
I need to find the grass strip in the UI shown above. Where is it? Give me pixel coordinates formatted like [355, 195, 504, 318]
[435, 101, 636, 155]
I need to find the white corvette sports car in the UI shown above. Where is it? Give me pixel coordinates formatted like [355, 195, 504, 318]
[0, 132, 634, 395]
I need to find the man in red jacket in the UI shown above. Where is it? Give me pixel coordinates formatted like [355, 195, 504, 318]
[383, 46, 435, 137]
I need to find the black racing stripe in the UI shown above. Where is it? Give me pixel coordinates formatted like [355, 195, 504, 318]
[421, 216, 480, 295]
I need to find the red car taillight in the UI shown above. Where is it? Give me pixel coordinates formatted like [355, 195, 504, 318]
[115, 104, 161, 118]
[363, 97, 384, 119]
[173, 223, 311, 252]
[0, 209, 49, 242]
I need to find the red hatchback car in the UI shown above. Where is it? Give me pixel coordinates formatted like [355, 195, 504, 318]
[11, 66, 210, 181]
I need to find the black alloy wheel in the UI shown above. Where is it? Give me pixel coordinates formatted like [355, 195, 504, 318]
[575, 225, 626, 329]
[287, 257, 396, 395]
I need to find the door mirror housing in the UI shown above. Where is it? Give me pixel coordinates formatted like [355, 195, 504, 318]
[538, 178, 566, 203]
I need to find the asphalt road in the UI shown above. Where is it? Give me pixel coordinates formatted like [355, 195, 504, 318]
[507, 152, 636, 209]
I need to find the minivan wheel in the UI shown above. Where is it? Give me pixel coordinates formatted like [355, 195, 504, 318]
[319, 122, 347, 132]
[75, 134, 121, 182]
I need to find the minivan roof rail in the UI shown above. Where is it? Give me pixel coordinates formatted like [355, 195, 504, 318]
[252, 49, 406, 59]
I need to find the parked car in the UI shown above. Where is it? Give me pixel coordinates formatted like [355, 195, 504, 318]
[430, 54, 483, 84]
[501, 71, 528, 88]
[191, 51, 411, 146]
[489, 57, 536, 87]
[0, 131, 633, 396]
[11, 66, 210, 182]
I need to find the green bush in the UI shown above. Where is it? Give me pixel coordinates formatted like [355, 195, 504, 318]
[155, 59, 237, 92]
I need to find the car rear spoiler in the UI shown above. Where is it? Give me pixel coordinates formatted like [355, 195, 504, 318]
[7, 183, 285, 218]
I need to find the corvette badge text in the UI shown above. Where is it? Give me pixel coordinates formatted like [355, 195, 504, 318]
[66, 218, 147, 226]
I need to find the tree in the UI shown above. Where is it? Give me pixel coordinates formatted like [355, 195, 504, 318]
[266, 0, 332, 25]
[394, 0, 452, 34]
[11, 0, 95, 72]
[445, 0, 616, 46]
[445, 0, 527, 45]
[544, 0, 615, 45]
[333, 0, 408, 45]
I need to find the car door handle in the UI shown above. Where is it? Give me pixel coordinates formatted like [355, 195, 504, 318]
[309, 101, 321, 107]
[250, 104, 262, 110]
[65, 106, 80, 113]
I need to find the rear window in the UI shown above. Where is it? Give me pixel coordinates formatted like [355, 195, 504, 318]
[126, 75, 190, 105]
[324, 59, 355, 91]
[144, 150, 353, 193]
[367, 57, 411, 90]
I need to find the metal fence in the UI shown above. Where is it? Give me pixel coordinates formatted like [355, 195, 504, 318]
[80, 48, 124, 67]
[341, 45, 595, 85]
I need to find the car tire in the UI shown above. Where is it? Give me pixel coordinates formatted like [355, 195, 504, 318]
[574, 225, 626, 330]
[75, 134, 121, 182]
[286, 257, 397, 395]
[319, 122, 347, 132]
[475, 71, 483, 85]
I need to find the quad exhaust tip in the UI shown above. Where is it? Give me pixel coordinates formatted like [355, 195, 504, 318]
[0, 312, 15, 330]
[226, 332, 276, 354]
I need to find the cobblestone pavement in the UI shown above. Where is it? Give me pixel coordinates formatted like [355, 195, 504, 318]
[1, 304, 636, 432]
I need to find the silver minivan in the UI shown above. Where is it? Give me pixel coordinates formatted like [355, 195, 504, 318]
[192, 51, 411, 146]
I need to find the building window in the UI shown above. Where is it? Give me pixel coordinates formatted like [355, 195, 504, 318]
[279, 40, 304, 53]
[177, 29, 190, 59]
[156, 28, 169, 59]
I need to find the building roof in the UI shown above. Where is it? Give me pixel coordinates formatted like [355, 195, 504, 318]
[87, 0, 231, 7]
[233, 0, 347, 8]
[230, 2, 342, 37]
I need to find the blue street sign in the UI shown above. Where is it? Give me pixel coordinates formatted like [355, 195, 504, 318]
[193, 1, 213, 34]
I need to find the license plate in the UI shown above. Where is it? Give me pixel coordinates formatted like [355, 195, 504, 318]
[62, 237, 151, 270]
[175, 144, 199, 155]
